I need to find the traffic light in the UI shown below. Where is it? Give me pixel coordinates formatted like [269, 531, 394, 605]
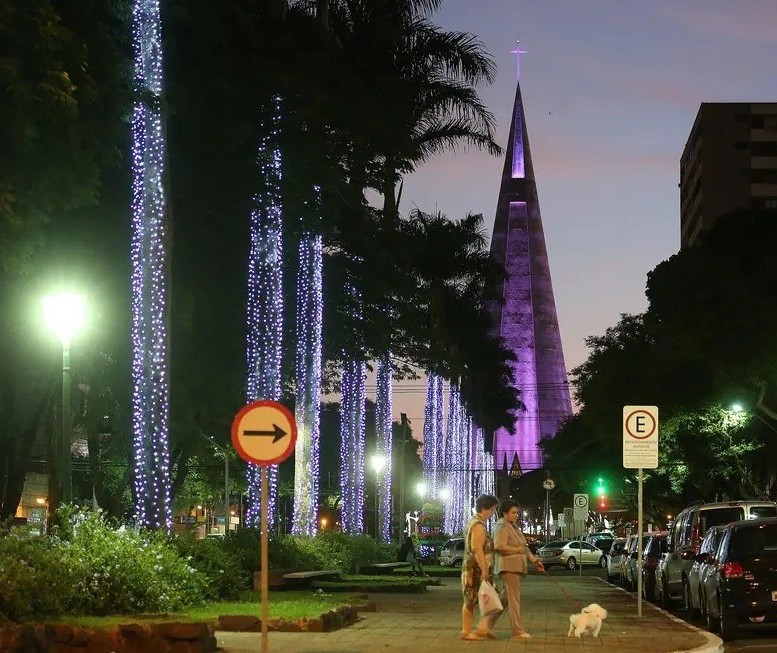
[595, 477, 607, 511]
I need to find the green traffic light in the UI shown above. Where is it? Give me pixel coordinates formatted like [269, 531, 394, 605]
[596, 476, 606, 496]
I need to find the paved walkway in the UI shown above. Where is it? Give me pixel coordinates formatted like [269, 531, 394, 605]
[217, 576, 722, 652]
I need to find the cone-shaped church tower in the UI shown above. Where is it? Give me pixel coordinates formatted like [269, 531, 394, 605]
[490, 45, 572, 477]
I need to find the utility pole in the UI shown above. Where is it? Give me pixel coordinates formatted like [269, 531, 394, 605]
[399, 413, 410, 538]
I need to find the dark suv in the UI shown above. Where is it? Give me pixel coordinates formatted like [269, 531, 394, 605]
[699, 517, 777, 641]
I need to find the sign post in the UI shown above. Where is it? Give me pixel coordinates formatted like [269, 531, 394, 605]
[623, 405, 659, 618]
[232, 400, 298, 653]
[573, 494, 588, 578]
[542, 478, 555, 538]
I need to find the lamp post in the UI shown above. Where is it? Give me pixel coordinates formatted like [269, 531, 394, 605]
[43, 292, 86, 506]
[371, 454, 387, 539]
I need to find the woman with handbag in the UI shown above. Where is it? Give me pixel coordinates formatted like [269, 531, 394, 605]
[459, 494, 499, 640]
[492, 499, 545, 638]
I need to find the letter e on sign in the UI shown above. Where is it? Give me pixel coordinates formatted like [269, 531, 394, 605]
[623, 405, 658, 469]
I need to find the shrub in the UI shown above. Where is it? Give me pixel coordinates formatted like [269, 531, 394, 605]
[58, 511, 208, 615]
[0, 529, 78, 620]
[172, 534, 247, 600]
[0, 509, 210, 620]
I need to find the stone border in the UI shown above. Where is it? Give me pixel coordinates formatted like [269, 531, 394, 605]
[596, 577, 724, 653]
[0, 621, 217, 653]
[217, 603, 370, 633]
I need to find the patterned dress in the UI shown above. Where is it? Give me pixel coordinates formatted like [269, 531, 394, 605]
[461, 515, 494, 608]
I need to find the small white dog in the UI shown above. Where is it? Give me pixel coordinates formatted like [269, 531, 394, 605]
[567, 603, 608, 638]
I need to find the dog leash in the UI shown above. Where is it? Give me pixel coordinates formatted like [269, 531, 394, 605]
[541, 572, 583, 611]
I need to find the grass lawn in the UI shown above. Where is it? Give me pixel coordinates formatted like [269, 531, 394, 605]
[31, 591, 364, 629]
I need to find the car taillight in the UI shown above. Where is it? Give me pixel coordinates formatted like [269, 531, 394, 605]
[690, 524, 701, 554]
[720, 561, 744, 579]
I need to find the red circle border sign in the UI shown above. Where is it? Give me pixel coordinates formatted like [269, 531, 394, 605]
[625, 409, 656, 440]
[231, 400, 298, 466]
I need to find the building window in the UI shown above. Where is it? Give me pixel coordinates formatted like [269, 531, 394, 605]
[752, 142, 777, 157]
[751, 169, 777, 184]
[752, 115, 765, 129]
[766, 198, 777, 209]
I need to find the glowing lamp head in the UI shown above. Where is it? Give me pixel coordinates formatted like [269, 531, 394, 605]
[731, 403, 744, 414]
[43, 292, 86, 347]
[416, 482, 427, 497]
[370, 454, 387, 474]
[439, 487, 451, 501]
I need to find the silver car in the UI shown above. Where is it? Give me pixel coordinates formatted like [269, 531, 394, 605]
[606, 538, 627, 582]
[538, 540, 607, 570]
[685, 525, 726, 617]
[440, 538, 465, 567]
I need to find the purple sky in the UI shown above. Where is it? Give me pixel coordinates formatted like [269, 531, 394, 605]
[376, 0, 777, 432]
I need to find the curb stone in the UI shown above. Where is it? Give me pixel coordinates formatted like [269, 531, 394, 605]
[594, 576, 724, 652]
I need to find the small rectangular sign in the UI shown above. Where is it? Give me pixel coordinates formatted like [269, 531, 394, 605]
[623, 405, 659, 469]
[573, 494, 589, 520]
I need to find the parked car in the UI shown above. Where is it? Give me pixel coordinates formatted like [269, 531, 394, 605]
[606, 538, 627, 582]
[621, 533, 650, 591]
[537, 540, 607, 570]
[698, 517, 777, 641]
[656, 500, 777, 608]
[439, 537, 465, 567]
[685, 525, 726, 617]
[587, 532, 615, 553]
[642, 532, 669, 602]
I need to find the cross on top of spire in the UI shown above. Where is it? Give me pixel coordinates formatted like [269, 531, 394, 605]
[510, 40, 527, 81]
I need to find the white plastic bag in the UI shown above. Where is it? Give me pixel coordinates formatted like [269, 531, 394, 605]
[478, 580, 503, 615]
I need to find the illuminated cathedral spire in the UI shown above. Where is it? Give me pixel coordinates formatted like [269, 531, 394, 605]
[489, 42, 572, 476]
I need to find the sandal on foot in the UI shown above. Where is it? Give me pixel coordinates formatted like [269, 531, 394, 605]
[475, 631, 498, 640]
[512, 632, 532, 638]
[459, 632, 483, 641]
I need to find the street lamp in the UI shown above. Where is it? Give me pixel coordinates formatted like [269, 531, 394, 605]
[43, 292, 86, 505]
[371, 454, 387, 538]
[416, 481, 427, 497]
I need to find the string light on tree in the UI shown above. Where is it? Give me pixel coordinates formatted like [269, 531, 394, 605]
[244, 96, 284, 526]
[340, 266, 366, 534]
[422, 374, 441, 498]
[292, 229, 323, 535]
[130, 0, 172, 529]
[375, 353, 393, 542]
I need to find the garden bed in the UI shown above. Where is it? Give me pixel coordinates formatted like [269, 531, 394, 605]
[312, 575, 436, 593]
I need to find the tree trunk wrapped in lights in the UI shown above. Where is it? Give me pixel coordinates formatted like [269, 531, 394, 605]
[422, 374, 442, 498]
[292, 230, 323, 535]
[130, 0, 172, 530]
[339, 268, 366, 535]
[375, 352, 393, 542]
[244, 96, 284, 527]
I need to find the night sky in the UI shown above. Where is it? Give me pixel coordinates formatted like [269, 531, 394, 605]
[385, 0, 777, 431]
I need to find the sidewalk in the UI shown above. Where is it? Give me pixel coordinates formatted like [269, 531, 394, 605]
[217, 575, 723, 652]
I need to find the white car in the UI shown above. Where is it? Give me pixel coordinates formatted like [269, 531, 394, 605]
[538, 540, 608, 570]
[606, 538, 627, 582]
[440, 538, 465, 567]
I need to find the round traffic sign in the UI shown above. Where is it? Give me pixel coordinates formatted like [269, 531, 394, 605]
[231, 400, 297, 466]
[625, 409, 657, 440]
[574, 495, 588, 508]
[542, 479, 555, 490]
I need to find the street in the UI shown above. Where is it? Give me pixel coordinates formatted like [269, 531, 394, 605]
[600, 571, 777, 652]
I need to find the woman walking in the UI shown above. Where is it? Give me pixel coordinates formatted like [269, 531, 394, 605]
[460, 494, 499, 640]
[492, 499, 545, 638]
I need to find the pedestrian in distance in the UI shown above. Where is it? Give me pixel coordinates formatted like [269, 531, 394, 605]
[492, 499, 545, 638]
[398, 535, 426, 576]
[459, 494, 499, 640]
